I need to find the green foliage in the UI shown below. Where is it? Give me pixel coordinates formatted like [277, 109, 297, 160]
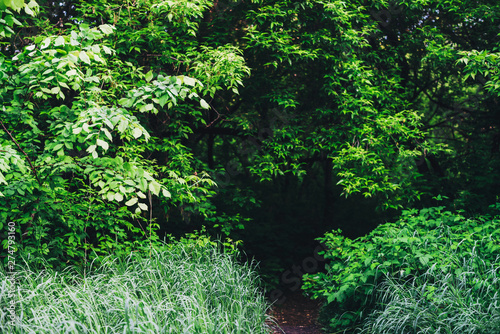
[460, 50, 500, 97]
[303, 204, 500, 332]
[0, 240, 270, 333]
[361, 252, 500, 334]
[0, 0, 37, 38]
[2, 0, 500, 290]
[241, 0, 432, 209]
[0, 0, 257, 266]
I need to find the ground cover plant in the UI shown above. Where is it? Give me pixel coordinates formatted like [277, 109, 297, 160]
[303, 203, 500, 332]
[361, 252, 500, 334]
[0, 240, 272, 333]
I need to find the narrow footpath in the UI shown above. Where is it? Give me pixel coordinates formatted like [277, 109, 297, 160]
[269, 292, 324, 334]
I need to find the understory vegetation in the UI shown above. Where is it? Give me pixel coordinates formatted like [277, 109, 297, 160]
[303, 203, 500, 332]
[361, 253, 500, 334]
[0, 240, 271, 333]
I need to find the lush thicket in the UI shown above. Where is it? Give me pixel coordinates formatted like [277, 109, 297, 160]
[361, 254, 500, 334]
[303, 204, 500, 331]
[1, 0, 499, 260]
[0, 239, 271, 333]
[1, 0, 500, 331]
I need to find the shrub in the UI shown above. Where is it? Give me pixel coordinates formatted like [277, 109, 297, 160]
[361, 252, 500, 334]
[0, 241, 271, 333]
[302, 204, 500, 332]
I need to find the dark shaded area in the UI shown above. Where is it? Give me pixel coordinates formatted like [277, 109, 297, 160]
[156, 165, 394, 290]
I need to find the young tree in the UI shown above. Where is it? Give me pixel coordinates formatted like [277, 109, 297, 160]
[0, 0, 248, 265]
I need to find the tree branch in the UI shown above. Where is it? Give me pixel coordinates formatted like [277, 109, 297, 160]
[0, 120, 42, 185]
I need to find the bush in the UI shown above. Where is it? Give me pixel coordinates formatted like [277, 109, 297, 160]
[0, 240, 271, 333]
[361, 252, 500, 334]
[302, 204, 500, 332]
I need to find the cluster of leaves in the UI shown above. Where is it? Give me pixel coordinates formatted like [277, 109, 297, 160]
[460, 50, 500, 98]
[239, 0, 432, 209]
[0, 0, 252, 267]
[302, 203, 500, 331]
[0, 0, 37, 38]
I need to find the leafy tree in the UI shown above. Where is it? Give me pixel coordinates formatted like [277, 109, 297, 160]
[2, 0, 499, 276]
[0, 0, 245, 265]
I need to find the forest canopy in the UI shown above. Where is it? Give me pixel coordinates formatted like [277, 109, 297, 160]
[1, 0, 499, 269]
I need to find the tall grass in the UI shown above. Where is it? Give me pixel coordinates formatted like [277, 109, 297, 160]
[0, 242, 272, 333]
[360, 251, 500, 334]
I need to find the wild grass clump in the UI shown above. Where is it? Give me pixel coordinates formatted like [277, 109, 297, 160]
[361, 251, 500, 334]
[0, 242, 271, 333]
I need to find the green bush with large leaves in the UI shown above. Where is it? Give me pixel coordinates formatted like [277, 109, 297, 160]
[0, 0, 250, 266]
[303, 203, 500, 332]
[2, 0, 500, 282]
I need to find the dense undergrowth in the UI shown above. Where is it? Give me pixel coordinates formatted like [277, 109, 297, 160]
[361, 253, 500, 334]
[0, 240, 272, 333]
[303, 203, 500, 333]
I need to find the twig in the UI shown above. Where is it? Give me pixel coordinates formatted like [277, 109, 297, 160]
[0, 119, 42, 185]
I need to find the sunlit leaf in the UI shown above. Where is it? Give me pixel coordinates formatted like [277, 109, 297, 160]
[79, 51, 90, 65]
[132, 128, 142, 139]
[125, 197, 138, 206]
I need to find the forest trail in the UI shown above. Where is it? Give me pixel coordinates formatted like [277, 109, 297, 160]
[269, 292, 324, 334]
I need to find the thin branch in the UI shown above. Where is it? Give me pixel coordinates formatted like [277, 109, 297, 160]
[0, 119, 42, 185]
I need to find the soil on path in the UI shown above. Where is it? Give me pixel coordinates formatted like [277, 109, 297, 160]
[269, 292, 324, 334]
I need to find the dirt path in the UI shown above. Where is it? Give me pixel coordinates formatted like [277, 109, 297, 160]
[269, 292, 324, 334]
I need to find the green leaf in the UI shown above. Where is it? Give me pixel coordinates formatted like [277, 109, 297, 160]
[114, 193, 124, 202]
[66, 69, 78, 77]
[7, 0, 25, 11]
[149, 181, 161, 196]
[103, 128, 113, 141]
[87, 145, 97, 153]
[96, 139, 109, 150]
[99, 24, 114, 35]
[132, 128, 142, 139]
[118, 120, 128, 133]
[182, 76, 196, 86]
[106, 192, 115, 202]
[125, 197, 138, 206]
[24, 5, 34, 15]
[54, 36, 65, 47]
[141, 104, 154, 112]
[4, 15, 14, 26]
[40, 37, 51, 50]
[145, 70, 154, 82]
[200, 99, 210, 109]
[102, 45, 112, 54]
[79, 51, 91, 65]
[159, 94, 169, 108]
